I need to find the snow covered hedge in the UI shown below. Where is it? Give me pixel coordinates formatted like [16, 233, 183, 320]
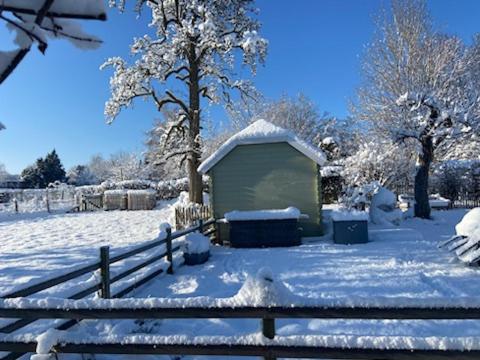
[75, 177, 209, 201]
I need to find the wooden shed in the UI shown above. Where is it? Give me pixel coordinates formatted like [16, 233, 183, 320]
[198, 119, 326, 241]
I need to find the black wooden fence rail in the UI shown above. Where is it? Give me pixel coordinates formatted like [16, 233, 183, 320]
[0, 304, 480, 360]
[0, 218, 216, 360]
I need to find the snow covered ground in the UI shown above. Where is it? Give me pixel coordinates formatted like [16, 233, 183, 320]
[0, 200, 176, 296]
[1, 204, 480, 359]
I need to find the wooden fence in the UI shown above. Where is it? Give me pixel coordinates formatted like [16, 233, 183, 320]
[0, 219, 216, 360]
[1, 303, 479, 360]
[175, 205, 212, 229]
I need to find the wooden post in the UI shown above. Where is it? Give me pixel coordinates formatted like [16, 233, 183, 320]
[198, 219, 204, 233]
[262, 317, 275, 339]
[45, 190, 50, 213]
[166, 227, 173, 274]
[100, 246, 111, 299]
[13, 198, 18, 213]
[262, 316, 276, 360]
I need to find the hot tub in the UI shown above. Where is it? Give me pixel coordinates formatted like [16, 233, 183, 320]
[224, 207, 302, 248]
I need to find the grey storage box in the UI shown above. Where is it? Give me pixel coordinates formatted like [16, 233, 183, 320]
[331, 211, 369, 245]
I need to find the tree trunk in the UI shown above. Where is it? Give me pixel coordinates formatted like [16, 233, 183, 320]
[414, 136, 433, 219]
[187, 45, 203, 204]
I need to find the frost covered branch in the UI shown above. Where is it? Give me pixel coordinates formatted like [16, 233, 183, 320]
[0, 0, 106, 85]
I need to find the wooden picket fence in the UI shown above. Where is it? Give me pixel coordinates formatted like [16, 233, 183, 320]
[0, 219, 216, 360]
[175, 205, 212, 229]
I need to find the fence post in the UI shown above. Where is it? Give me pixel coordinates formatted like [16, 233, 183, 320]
[45, 190, 50, 213]
[100, 246, 111, 299]
[262, 316, 276, 360]
[198, 219, 204, 233]
[166, 227, 173, 274]
[13, 198, 18, 213]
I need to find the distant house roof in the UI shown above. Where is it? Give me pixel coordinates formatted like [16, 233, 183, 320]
[198, 119, 326, 174]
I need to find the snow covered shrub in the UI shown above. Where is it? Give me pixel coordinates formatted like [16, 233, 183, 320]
[340, 183, 403, 225]
[342, 140, 414, 189]
[339, 182, 380, 211]
[370, 187, 403, 226]
[431, 160, 480, 201]
[157, 178, 190, 200]
[231, 267, 296, 307]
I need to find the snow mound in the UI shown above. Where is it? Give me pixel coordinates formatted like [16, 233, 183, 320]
[184, 232, 210, 254]
[454, 208, 480, 264]
[230, 267, 296, 307]
[225, 207, 301, 221]
[198, 119, 326, 173]
[456, 208, 480, 239]
[370, 187, 402, 226]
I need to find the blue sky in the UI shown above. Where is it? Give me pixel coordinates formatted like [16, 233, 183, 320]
[1, 0, 479, 174]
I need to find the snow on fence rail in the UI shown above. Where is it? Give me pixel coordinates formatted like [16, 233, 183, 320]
[1, 303, 480, 360]
[0, 219, 216, 360]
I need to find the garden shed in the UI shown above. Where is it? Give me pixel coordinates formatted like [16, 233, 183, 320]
[198, 119, 326, 243]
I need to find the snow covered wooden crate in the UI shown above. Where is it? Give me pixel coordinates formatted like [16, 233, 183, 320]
[103, 190, 128, 211]
[127, 190, 157, 210]
[224, 208, 302, 248]
[331, 210, 369, 245]
[198, 119, 326, 244]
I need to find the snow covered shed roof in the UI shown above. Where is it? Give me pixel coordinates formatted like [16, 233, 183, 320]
[198, 119, 327, 174]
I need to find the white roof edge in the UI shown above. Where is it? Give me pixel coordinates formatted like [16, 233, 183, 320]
[198, 120, 326, 174]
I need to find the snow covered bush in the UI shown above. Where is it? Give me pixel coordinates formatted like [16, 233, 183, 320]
[339, 182, 379, 211]
[340, 183, 403, 226]
[370, 187, 403, 226]
[431, 160, 480, 201]
[342, 139, 414, 189]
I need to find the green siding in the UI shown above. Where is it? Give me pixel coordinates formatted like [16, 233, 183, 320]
[209, 142, 322, 237]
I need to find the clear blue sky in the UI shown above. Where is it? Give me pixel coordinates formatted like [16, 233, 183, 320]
[1, 0, 479, 174]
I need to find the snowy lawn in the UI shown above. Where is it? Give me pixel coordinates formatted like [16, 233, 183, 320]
[2, 206, 480, 358]
[50, 208, 480, 358]
[0, 200, 176, 296]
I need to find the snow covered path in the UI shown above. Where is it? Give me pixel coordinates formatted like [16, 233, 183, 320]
[0, 201, 175, 296]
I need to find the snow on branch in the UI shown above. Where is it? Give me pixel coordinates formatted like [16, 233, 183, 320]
[101, 0, 268, 123]
[0, 0, 106, 85]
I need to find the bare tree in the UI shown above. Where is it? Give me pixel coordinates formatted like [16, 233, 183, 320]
[353, 0, 480, 218]
[102, 0, 267, 204]
[0, 0, 106, 85]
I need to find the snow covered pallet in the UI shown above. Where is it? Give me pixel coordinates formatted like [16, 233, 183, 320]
[1, 302, 480, 360]
[440, 235, 480, 265]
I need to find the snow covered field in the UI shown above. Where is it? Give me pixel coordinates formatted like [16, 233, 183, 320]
[0, 200, 176, 296]
[1, 204, 480, 358]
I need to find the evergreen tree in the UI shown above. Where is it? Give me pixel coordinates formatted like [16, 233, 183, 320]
[42, 150, 66, 185]
[20, 150, 66, 188]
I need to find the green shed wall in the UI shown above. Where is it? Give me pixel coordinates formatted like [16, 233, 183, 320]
[209, 142, 322, 237]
